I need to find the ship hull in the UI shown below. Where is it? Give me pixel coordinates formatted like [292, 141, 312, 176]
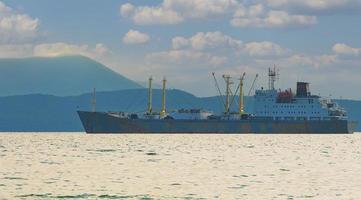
[77, 111, 357, 134]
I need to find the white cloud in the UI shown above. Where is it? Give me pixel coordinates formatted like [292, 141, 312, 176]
[244, 41, 289, 56]
[265, 11, 317, 27]
[133, 7, 183, 25]
[145, 31, 291, 85]
[0, 44, 33, 58]
[231, 9, 317, 28]
[120, 3, 135, 18]
[267, 0, 361, 13]
[0, 1, 39, 44]
[278, 54, 339, 68]
[120, 3, 183, 25]
[34, 43, 88, 57]
[146, 49, 227, 67]
[172, 31, 243, 51]
[162, 0, 238, 18]
[33, 42, 111, 59]
[332, 43, 360, 56]
[120, 0, 360, 29]
[94, 43, 109, 55]
[0, 42, 111, 61]
[188, 32, 243, 50]
[171, 32, 288, 57]
[172, 36, 189, 49]
[120, 0, 238, 25]
[122, 29, 150, 44]
[140, 31, 361, 98]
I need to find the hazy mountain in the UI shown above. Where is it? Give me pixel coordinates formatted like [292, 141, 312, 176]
[0, 89, 359, 132]
[0, 56, 142, 96]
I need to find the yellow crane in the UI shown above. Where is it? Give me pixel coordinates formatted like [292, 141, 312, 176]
[238, 73, 246, 115]
[147, 76, 153, 114]
[160, 77, 167, 118]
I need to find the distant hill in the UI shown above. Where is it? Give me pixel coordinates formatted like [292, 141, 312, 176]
[0, 89, 359, 132]
[0, 56, 142, 96]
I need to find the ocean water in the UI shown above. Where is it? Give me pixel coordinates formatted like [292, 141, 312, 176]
[1, 133, 361, 200]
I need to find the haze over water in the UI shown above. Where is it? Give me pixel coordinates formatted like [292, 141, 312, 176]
[1, 133, 361, 199]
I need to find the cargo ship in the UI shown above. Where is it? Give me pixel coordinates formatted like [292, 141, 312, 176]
[77, 68, 357, 134]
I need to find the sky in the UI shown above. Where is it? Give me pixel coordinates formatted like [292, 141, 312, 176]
[1, 0, 361, 99]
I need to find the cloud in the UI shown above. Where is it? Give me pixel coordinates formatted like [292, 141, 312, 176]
[120, 0, 318, 28]
[188, 32, 243, 51]
[146, 49, 227, 67]
[145, 31, 292, 84]
[162, 0, 238, 18]
[0, 42, 112, 62]
[140, 31, 361, 98]
[172, 36, 189, 49]
[120, 0, 361, 29]
[94, 43, 109, 55]
[120, 3, 183, 25]
[263, 53, 339, 70]
[33, 42, 111, 59]
[0, 44, 33, 58]
[120, 0, 238, 25]
[120, 3, 135, 18]
[170, 32, 288, 57]
[172, 31, 243, 51]
[332, 43, 360, 56]
[0, 1, 40, 44]
[244, 41, 290, 56]
[231, 9, 317, 28]
[266, 0, 361, 13]
[122, 29, 150, 44]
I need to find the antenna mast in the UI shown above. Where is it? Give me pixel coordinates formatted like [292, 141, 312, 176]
[268, 65, 277, 90]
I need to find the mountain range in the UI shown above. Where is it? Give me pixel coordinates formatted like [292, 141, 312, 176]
[0, 56, 141, 96]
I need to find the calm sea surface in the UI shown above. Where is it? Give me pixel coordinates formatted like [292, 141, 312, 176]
[1, 133, 361, 199]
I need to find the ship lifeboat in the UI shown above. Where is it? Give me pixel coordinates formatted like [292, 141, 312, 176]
[277, 88, 293, 103]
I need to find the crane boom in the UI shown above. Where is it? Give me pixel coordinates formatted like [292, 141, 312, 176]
[248, 74, 258, 96]
[231, 73, 246, 110]
[212, 72, 226, 110]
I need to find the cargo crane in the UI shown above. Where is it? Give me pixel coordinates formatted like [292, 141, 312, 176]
[212, 72, 246, 115]
[248, 74, 258, 96]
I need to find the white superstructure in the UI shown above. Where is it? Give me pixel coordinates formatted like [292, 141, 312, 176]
[253, 68, 347, 120]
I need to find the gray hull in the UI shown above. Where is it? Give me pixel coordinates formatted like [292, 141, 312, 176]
[77, 111, 357, 134]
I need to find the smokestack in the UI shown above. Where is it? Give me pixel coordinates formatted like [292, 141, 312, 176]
[296, 82, 310, 97]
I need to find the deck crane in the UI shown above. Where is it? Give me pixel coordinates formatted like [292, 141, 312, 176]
[248, 74, 258, 96]
[212, 72, 226, 111]
[229, 72, 246, 114]
[222, 75, 233, 114]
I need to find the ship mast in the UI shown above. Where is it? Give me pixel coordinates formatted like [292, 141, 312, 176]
[160, 77, 167, 117]
[147, 76, 153, 114]
[239, 73, 246, 115]
[222, 75, 233, 114]
[268, 65, 277, 90]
